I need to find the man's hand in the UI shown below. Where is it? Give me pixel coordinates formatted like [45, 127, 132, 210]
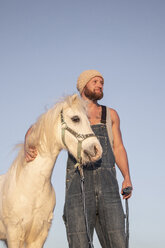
[121, 178, 133, 199]
[24, 145, 38, 162]
[24, 126, 38, 162]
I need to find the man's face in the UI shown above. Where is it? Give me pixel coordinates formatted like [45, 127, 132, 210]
[83, 76, 104, 100]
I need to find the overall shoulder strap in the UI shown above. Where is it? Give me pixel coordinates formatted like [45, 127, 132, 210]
[101, 105, 114, 149]
[101, 105, 106, 124]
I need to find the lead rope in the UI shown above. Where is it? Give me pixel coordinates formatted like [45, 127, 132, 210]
[122, 187, 132, 248]
[75, 142, 94, 248]
[75, 164, 94, 248]
[125, 199, 129, 248]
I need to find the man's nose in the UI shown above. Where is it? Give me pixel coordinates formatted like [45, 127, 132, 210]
[97, 82, 103, 88]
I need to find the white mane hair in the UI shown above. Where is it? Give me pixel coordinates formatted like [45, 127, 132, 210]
[26, 94, 86, 154]
[10, 94, 86, 178]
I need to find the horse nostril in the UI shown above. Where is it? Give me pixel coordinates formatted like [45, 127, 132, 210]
[84, 145, 98, 158]
[94, 145, 98, 156]
[84, 149, 90, 156]
[83, 144, 102, 164]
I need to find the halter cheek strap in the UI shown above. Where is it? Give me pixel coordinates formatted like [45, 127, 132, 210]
[60, 110, 95, 168]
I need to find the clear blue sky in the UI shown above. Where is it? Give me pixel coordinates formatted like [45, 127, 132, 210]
[0, 0, 165, 247]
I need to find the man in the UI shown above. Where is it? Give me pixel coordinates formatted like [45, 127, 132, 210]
[25, 70, 132, 248]
[63, 70, 132, 248]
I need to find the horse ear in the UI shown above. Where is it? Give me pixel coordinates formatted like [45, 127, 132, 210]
[71, 93, 78, 103]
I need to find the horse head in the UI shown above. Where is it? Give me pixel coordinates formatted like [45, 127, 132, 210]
[56, 94, 102, 164]
[26, 94, 102, 165]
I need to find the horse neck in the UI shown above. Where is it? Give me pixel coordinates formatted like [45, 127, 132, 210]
[27, 109, 62, 158]
[11, 144, 61, 184]
[26, 149, 60, 180]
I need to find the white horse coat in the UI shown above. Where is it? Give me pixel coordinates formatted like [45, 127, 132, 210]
[0, 94, 102, 248]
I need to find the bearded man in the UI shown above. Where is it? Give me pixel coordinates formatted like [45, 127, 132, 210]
[63, 70, 132, 248]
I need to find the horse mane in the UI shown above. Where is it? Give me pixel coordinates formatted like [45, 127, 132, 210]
[11, 94, 86, 180]
[26, 94, 86, 156]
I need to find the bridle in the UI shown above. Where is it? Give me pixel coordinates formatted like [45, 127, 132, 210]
[60, 109, 95, 174]
[60, 109, 96, 248]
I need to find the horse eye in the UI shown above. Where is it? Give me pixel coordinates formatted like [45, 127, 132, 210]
[71, 116, 80, 122]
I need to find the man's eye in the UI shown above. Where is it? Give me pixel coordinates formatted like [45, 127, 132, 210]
[71, 116, 80, 122]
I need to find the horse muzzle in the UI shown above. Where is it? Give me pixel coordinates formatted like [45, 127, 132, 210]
[82, 143, 102, 164]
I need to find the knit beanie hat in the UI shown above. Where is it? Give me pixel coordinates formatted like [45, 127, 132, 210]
[77, 70, 104, 94]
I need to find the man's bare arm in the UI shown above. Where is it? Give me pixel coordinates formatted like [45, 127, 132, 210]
[110, 108, 132, 199]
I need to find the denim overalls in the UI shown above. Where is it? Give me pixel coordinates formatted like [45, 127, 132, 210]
[63, 106, 126, 248]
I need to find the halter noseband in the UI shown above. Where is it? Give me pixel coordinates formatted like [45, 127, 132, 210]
[60, 109, 95, 176]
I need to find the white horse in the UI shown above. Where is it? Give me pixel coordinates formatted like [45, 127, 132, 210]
[0, 94, 102, 248]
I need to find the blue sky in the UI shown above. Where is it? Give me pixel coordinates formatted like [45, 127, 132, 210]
[0, 0, 165, 247]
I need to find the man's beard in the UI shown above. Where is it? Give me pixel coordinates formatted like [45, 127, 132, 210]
[84, 87, 103, 100]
